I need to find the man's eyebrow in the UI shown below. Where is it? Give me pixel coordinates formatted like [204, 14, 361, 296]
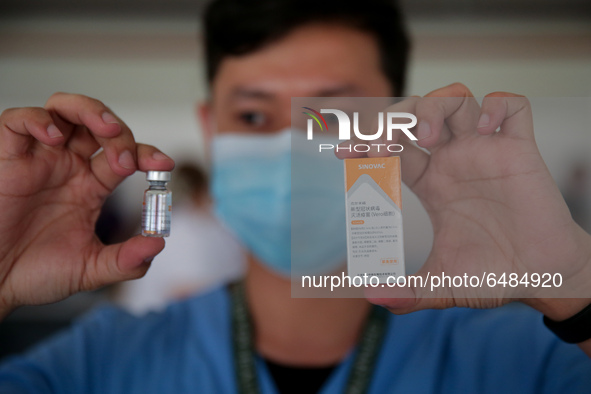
[230, 88, 275, 101]
[314, 85, 362, 97]
[229, 84, 362, 101]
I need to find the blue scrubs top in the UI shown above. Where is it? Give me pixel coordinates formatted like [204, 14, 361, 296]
[0, 285, 590, 393]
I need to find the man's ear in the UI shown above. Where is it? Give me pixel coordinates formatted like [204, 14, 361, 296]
[196, 101, 215, 160]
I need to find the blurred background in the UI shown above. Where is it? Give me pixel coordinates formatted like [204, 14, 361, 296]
[1, 0, 590, 359]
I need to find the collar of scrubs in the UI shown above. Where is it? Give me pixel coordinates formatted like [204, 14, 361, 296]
[230, 282, 389, 394]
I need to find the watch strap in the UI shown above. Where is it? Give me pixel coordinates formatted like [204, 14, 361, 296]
[543, 303, 591, 344]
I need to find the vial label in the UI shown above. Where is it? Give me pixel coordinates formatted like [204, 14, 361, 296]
[142, 192, 172, 237]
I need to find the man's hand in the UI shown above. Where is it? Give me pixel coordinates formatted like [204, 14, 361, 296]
[336, 83, 591, 316]
[0, 93, 175, 319]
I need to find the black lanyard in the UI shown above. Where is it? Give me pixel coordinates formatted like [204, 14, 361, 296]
[231, 282, 389, 394]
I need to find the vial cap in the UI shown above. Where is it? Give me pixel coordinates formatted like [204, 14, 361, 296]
[146, 171, 171, 182]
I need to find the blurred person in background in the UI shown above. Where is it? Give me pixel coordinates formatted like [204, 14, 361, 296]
[116, 162, 245, 314]
[0, 0, 590, 393]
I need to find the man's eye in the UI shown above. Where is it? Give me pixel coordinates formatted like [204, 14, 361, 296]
[239, 112, 267, 127]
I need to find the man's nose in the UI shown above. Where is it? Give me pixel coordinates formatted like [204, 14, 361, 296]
[276, 105, 295, 131]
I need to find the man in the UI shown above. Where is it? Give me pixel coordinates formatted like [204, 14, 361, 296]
[0, 0, 590, 392]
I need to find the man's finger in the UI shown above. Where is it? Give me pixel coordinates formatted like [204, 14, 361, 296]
[81, 235, 166, 291]
[477, 93, 533, 140]
[136, 144, 176, 172]
[416, 83, 481, 150]
[44, 93, 122, 138]
[0, 107, 65, 158]
[90, 143, 174, 194]
[45, 93, 138, 177]
[65, 126, 102, 159]
[363, 259, 455, 314]
[397, 139, 430, 191]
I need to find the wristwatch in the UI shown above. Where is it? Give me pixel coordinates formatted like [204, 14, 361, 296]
[543, 303, 591, 344]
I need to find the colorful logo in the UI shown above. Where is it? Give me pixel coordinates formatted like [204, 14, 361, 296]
[302, 107, 328, 132]
[303, 106, 416, 154]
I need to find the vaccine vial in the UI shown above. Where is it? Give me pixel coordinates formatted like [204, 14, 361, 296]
[142, 171, 172, 237]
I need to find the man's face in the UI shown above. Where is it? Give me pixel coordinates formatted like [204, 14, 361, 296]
[208, 23, 392, 134]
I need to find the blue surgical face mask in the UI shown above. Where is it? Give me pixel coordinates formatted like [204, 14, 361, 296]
[211, 128, 347, 278]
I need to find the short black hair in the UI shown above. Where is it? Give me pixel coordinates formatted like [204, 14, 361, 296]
[203, 0, 410, 96]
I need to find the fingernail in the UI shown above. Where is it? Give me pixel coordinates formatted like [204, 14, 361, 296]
[152, 151, 172, 161]
[47, 124, 63, 138]
[477, 113, 490, 128]
[143, 256, 155, 264]
[417, 121, 431, 140]
[102, 112, 119, 125]
[118, 150, 135, 170]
